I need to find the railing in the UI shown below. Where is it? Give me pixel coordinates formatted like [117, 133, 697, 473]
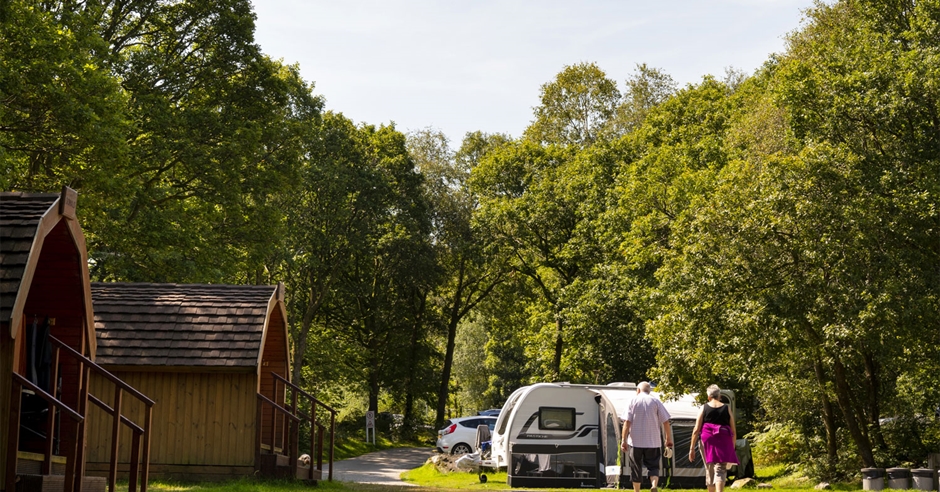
[255, 393, 301, 477]
[6, 373, 84, 492]
[272, 373, 337, 482]
[4, 336, 154, 492]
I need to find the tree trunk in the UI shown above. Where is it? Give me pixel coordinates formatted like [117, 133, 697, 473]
[832, 354, 875, 466]
[404, 291, 426, 438]
[291, 327, 308, 384]
[814, 358, 839, 473]
[864, 351, 887, 451]
[553, 317, 563, 379]
[369, 368, 380, 413]
[436, 268, 465, 429]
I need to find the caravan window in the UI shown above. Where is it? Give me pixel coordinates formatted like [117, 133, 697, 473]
[538, 407, 575, 430]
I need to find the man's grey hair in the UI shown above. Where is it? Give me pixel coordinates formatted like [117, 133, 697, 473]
[638, 381, 652, 394]
[707, 384, 721, 400]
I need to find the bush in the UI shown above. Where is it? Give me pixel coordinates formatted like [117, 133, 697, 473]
[748, 423, 804, 465]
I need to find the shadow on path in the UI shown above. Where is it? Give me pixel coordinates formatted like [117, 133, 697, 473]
[333, 447, 434, 485]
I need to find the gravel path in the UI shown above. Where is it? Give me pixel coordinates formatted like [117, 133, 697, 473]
[332, 447, 434, 485]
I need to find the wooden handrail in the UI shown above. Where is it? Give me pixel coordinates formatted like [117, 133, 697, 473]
[49, 336, 155, 406]
[257, 394, 302, 422]
[268, 373, 336, 481]
[47, 335, 153, 492]
[88, 394, 146, 434]
[272, 373, 337, 413]
[12, 373, 83, 421]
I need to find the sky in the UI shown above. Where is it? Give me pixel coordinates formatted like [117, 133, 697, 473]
[251, 1, 816, 147]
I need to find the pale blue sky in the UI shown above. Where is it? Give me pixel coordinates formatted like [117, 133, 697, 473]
[251, 1, 816, 146]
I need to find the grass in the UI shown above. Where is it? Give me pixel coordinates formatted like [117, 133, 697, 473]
[147, 479, 438, 491]
[402, 462, 509, 489]
[138, 462, 874, 492]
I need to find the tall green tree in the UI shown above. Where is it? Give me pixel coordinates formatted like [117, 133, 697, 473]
[646, 0, 940, 475]
[315, 124, 437, 415]
[407, 129, 509, 428]
[281, 112, 381, 385]
[0, 0, 129, 191]
[471, 140, 599, 379]
[525, 62, 620, 147]
[603, 63, 677, 138]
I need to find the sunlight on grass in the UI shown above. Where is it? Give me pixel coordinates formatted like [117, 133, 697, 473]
[402, 462, 509, 489]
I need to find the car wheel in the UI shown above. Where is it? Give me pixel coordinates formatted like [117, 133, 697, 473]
[451, 443, 472, 455]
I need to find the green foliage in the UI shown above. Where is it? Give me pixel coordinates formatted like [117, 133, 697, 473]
[749, 423, 805, 466]
[525, 62, 620, 146]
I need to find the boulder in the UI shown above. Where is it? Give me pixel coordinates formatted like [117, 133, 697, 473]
[731, 478, 758, 489]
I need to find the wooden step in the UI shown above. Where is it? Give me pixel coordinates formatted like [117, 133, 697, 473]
[295, 461, 321, 481]
[15, 474, 107, 492]
[258, 453, 291, 478]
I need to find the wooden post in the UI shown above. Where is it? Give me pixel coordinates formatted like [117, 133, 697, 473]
[42, 346, 61, 475]
[5, 382, 22, 492]
[255, 398, 263, 473]
[128, 431, 141, 492]
[316, 423, 324, 475]
[108, 386, 123, 492]
[140, 404, 152, 492]
[73, 364, 91, 492]
[63, 410, 79, 492]
[311, 402, 317, 478]
[329, 412, 335, 481]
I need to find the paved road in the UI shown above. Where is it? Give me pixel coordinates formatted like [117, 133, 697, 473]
[332, 447, 434, 485]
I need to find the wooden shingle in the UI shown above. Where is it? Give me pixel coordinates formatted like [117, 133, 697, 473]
[0, 193, 60, 324]
[91, 282, 278, 368]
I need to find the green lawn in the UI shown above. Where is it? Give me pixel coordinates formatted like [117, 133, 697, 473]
[142, 463, 872, 492]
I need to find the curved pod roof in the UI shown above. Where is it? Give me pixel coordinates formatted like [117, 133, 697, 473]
[0, 187, 94, 354]
[92, 282, 289, 374]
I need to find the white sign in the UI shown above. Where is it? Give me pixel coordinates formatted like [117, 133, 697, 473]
[365, 411, 375, 429]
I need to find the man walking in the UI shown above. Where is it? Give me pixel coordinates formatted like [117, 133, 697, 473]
[621, 382, 673, 492]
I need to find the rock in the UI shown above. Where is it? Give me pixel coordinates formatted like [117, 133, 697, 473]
[815, 482, 831, 490]
[757, 484, 773, 489]
[731, 478, 758, 488]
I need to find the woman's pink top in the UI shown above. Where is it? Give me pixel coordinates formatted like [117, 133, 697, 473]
[701, 404, 738, 464]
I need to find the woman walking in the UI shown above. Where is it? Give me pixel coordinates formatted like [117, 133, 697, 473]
[689, 385, 739, 492]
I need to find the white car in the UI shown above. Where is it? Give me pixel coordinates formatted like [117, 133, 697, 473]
[435, 416, 497, 454]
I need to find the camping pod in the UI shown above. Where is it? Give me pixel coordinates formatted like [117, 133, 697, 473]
[1, 188, 153, 492]
[85, 282, 291, 481]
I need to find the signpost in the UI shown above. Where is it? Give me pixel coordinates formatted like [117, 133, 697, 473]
[365, 411, 376, 445]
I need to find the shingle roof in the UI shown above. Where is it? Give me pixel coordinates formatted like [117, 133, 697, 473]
[0, 192, 60, 324]
[92, 282, 278, 368]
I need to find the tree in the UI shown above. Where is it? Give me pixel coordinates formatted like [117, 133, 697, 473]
[0, 0, 129, 192]
[407, 129, 509, 428]
[313, 123, 437, 415]
[603, 63, 677, 138]
[87, 0, 324, 282]
[645, 0, 940, 475]
[472, 139, 608, 379]
[281, 112, 382, 385]
[525, 62, 620, 146]
[1, 0, 324, 284]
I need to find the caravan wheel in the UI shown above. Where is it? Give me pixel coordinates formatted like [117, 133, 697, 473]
[479, 474, 488, 483]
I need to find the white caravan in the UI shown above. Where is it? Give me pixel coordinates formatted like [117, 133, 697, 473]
[485, 382, 623, 488]
[486, 382, 754, 489]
